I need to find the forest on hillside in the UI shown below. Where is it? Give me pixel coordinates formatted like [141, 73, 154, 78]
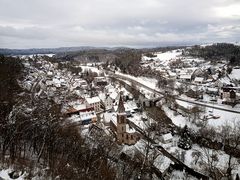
[188, 43, 240, 65]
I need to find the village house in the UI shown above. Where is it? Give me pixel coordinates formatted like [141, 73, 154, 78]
[79, 108, 97, 125]
[93, 76, 108, 86]
[109, 94, 140, 145]
[194, 77, 204, 84]
[65, 105, 97, 125]
[178, 74, 193, 82]
[65, 104, 97, 125]
[167, 71, 177, 79]
[71, 78, 88, 90]
[206, 87, 219, 96]
[191, 68, 206, 79]
[79, 79, 88, 87]
[103, 112, 114, 126]
[161, 133, 173, 144]
[110, 91, 120, 104]
[85, 96, 102, 113]
[47, 71, 53, 77]
[220, 85, 237, 105]
[98, 93, 113, 111]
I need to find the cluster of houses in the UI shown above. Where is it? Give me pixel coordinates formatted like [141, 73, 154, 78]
[22, 57, 145, 145]
[64, 90, 142, 145]
[143, 53, 240, 105]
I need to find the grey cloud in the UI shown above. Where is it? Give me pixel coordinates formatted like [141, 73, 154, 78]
[0, 0, 240, 48]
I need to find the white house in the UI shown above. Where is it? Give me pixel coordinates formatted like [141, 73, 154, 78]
[194, 77, 204, 84]
[110, 91, 120, 103]
[161, 133, 173, 144]
[85, 96, 102, 112]
[52, 78, 61, 88]
[179, 74, 192, 82]
[99, 93, 113, 110]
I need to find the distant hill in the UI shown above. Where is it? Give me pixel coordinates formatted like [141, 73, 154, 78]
[0, 46, 111, 56]
[0, 45, 188, 56]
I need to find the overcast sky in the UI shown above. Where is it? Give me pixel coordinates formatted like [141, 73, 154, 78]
[0, 0, 240, 48]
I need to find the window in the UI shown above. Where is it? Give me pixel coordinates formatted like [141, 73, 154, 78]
[121, 116, 125, 123]
[119, 118, 122, 124]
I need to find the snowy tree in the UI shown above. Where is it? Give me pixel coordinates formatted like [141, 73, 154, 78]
[178, 125, 192, 150]
[220, 121, 240, 178]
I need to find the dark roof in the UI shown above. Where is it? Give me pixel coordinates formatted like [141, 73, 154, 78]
[65, 107, 94, 115]
[117, 93, 125, 113]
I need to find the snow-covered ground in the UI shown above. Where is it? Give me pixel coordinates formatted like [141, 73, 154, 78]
[229, 69, 240, 81]
[165, 98, 240, 130]
[115, 71, 158, 89]
[0, 169, 26, 180]
[168, 143, 240, 178]
[162, 104, 196, 129]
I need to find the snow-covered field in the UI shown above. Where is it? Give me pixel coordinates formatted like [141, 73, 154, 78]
[142, 50, 182, 63]
[229, 69, 240, 81]
[18, 54, 55, 59]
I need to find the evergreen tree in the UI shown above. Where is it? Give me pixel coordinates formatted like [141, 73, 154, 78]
[236, 174, 240, 180]
[178, 125, 192, 150]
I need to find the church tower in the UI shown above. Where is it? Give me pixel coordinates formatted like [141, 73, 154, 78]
[116, 93, 126, 143]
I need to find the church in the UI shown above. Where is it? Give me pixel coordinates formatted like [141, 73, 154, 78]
[110, 93, 140, 145]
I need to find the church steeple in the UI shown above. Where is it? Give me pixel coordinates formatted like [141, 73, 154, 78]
[117, 93, 125, 114]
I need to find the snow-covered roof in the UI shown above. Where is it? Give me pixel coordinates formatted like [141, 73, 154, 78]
[110, 114, 117, 126]
[79, 111, 96, 121]
[124, 101, 138, 111]
[53, 78, 61, 84]
[194, 77, 204, 82]
[162, 133, 173, 141]
[47, 71, 53, 76]
[110, 91, 118, 100]
[86, 96, 101, 104]
[73, 104, 87, 110]
[207, 87, 218, 92]
[229, 69, 240, 81]
[98, 93, 106, 101]
[103, 112, 114, 123]
[126, 124, 136, 133]
[206, 78, 213, 82]
[94, 76, 106, 81]
[179, 74, 192, 79]
[218, 77, 231, 85]
[168, 71, 177, 77]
